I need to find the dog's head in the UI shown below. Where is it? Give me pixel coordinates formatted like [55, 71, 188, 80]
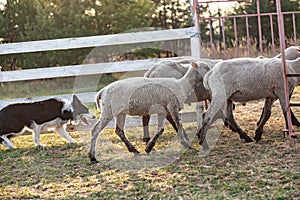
[71, 95, 95, 125]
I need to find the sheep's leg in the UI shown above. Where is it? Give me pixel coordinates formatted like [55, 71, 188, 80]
[276, 91, 292, 131]
[166, 114, 188, 140]
[197, 112, 210, 150]
[288, 91, 300, 126]
[257, 92, 300, 127]
[168, 108, 189, 148]
[142, 115, 151, 144]
[254, 98, 274, 142]
[115, 114, 140, 154]
[145, 114, 165, 154]
[290, 109, 300, 126]
[196, 102, 205, 131]
[197, 89, 228, 149]
[89, 116, 113, 164]
[225, 100, 253, 143]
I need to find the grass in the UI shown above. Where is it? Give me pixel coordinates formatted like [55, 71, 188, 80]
[1, 62, 300, 199]
[1, 96, 300, 199]
[0, 73, 119, 100]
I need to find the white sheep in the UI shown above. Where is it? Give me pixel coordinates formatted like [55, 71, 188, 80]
[198, 57, 300, 149]
[88, 62, 206, 163]
[141, 58, 214, 143]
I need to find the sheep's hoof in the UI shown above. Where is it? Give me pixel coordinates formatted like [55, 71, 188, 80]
[202, 144, 209, 150]
[36, 144, 46, 149]
[145, 141, 155, 153]
[244, 137, 254, 143]
[90, 159, 98, 164]
[254, 136, 261, 142]
[131, 150, 140, 154]
[188, 146, 197, 151]
[145, 147, 153, 154]
[88, 152, 98, 164]
[200, 140, 209, 150]
[143, 137, 150, 144]
[254, 131, 262, 142]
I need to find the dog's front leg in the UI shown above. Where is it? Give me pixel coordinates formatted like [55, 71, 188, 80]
[55, 126, 77, 143]
[33, 125, 46, 148]
[1, 135, 15, 148]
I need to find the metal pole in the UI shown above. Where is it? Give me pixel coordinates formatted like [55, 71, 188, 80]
[257, 0, 263, 55]
[275, 0, 294, 146]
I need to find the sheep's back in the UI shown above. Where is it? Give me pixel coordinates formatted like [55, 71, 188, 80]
[101, 77, 185, 116]
[206, 58, 297, 102]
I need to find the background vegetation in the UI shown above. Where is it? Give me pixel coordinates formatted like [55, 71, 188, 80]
[1, 0, 299, 71]
[1, 1, 300, 199]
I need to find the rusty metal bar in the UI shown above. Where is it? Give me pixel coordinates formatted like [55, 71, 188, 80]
[245, 16, 251, 57]
[269, 14, 275, 56]
[200, 11, 300, 21]
[286, 74, 300, 77]
[209, 18, 215, 58]
[292, 13, 297, 45]
[276, 0, 295, 146]
[199, 0, 250, 3]
[221, 18, 227, 59]
[257, 0, 263, 55]
[233, 17, 239, 57]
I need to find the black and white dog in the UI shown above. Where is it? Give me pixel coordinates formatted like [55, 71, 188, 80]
[0, 95, 95, 148]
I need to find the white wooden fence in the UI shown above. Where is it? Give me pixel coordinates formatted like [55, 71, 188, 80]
[0, 27, 200, 130]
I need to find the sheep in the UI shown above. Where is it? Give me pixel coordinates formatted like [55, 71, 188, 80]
[142, 58, 257, 146]
[275, 46, 300, 60]
[141, 58, 219, 143]
[198, 56, 300, 149]
[88, 62, 206, 163]
[255, 46, 300, 127]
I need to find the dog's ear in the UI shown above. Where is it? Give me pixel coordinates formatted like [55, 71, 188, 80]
[72, 95, 80, 105]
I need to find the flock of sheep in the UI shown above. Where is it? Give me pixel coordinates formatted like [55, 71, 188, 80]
[88, 46, 300, 164]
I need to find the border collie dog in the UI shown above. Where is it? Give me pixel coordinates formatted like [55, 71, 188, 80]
[0, 95, 95, 148]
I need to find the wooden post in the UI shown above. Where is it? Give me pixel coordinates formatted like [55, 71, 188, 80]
[190, 0, 201, 59]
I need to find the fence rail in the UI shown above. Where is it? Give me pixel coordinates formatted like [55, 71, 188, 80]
[0, 28, 194, 55]
[0, 27, 199, 129]
[200, 10, 300, 59]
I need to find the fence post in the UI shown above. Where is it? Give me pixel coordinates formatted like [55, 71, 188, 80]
[190, 0, 201, 58]
[190, 0, 204, 129]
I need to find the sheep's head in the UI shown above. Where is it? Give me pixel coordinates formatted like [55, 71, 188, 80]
[191, 61, 211, 78]
[191, 62, 198, 68]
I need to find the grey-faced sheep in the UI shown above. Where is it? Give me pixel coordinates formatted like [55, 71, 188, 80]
[143, 58, 255, 144]
[275, 46, 300, 60]
[141, 58, 217, 143]
[198, 56, 300, 149]
[256, 46, 300, 127]
[88, 62, 205, 163]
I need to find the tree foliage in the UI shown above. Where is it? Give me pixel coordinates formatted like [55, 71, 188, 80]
[0, 0, 156, 69]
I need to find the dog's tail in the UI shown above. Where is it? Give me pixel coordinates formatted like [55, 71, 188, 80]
[95, 88, 105, 111]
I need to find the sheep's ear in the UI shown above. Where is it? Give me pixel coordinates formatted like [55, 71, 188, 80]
[297, 48, 300, 53]
[191, 62, 198, 68]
